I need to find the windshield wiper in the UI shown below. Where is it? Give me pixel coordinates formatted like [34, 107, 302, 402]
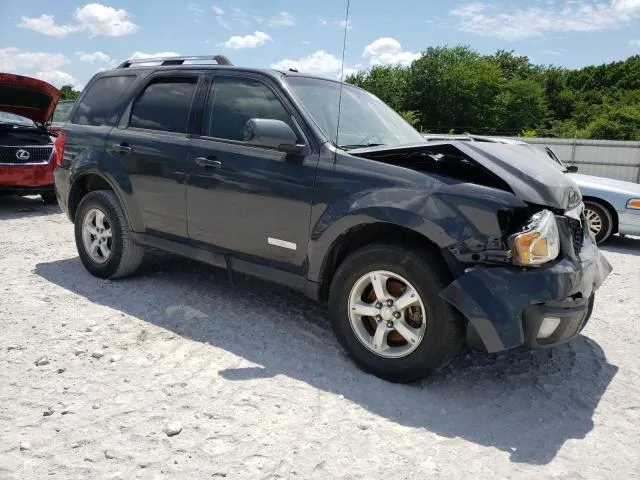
[339, 143, 386, 151]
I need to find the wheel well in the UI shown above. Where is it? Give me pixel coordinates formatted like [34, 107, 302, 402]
[68, 174, 113, 221]
[583, 196, 619, 234]
[318, 223, 453, 303]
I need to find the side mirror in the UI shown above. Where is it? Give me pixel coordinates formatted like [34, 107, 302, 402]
[567, 165, 578, 173]
[244, 118, 304, 153]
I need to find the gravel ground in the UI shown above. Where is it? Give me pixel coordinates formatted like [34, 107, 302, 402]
[1, 196, 639, 480]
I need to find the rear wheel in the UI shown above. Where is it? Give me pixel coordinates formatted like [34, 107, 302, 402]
[328, 244, 464, 383]
[74, 190, 144, 279]
[584, 200, 614, 244]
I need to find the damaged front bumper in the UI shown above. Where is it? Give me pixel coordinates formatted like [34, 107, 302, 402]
[439, 232, 612, 353]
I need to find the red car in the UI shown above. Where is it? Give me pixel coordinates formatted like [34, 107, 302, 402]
[0, 73, 63, 204]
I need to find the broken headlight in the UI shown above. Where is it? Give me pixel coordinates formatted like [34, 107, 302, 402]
[509, 209, 560, 266]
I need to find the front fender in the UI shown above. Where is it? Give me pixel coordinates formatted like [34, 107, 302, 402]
[306, 183, 528, 283]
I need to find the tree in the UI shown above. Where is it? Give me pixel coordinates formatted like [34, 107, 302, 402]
[405, 46, 505, 133]
[59, 85, 81, 100]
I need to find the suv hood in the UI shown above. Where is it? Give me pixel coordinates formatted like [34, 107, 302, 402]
[0, 73, 60, 125]
[349, 141, 581, 210]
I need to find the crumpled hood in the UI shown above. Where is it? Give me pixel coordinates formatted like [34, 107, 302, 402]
[0, 73, 60, 125]
[350, 141, 581, 210]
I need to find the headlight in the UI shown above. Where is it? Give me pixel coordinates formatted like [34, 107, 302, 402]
[627, 199, 640, 210]
[509, 210, 560, 266]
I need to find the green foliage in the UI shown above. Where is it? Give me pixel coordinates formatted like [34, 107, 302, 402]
[60, 85, 81, 100]
[398, 110, 420, 127]
[348, 47, 640, 140]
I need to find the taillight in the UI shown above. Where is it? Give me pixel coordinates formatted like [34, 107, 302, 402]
[54, 131, 67, 166]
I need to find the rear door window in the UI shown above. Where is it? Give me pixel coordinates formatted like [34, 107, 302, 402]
[129, 77, 197, 133]
[71, 75, 136, 126]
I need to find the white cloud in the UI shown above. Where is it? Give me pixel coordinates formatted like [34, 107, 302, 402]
[188, 2, 204, 16]
[271, 50, 343, 77]
[213, 5, 225, 15]
[19, 3, 137, 38]
[216, 16, 231, 29]
[0, 47, 70, 72]
[362, 38, 420, 66]
[0, 47, 80, 89]
[451, 1, 640, 40]
[130, 51, 181, 60]
[613, 0, 640, 13]
[631, 38, 640, 46]
[268, 11, 296, 27]
[318, 17, 353, 28]
[334, 19, 353, 29]
[74, 3, 138, 37]
[222, 31, 271, 49]
[18, 14, 80, 37]
[34, 70, 82, 89]
[76, 51, 111, 64]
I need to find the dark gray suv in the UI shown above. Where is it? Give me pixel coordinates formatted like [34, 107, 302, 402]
[53, 55, 612, 383]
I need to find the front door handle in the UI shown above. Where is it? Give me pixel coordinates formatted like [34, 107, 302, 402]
[195, 157, 222, 169]
[113, 143, 132, 154]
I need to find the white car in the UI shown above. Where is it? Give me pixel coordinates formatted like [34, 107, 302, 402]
[423, 134, 640, 244]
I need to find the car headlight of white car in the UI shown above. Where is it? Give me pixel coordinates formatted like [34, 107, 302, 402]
[509, 209, 561, 266]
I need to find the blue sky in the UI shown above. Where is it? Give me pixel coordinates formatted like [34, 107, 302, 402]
[1, 0, 640, 89]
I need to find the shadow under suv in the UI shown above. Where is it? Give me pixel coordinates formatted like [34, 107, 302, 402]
[54, 55, 612, 383]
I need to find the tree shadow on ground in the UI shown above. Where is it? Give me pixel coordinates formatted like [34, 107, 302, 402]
[36, 252, 618, 465]
[0, 195, 61, 220]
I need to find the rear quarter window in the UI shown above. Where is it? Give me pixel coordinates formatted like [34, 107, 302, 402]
[71, 75, 136, 126]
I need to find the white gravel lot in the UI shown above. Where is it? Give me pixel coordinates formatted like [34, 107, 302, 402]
[1, 196, 639, 480]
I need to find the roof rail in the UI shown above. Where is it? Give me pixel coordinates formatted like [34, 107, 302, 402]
[116, 55, 233, 69]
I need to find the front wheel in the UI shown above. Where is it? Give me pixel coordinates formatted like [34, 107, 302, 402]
[328, 244, 464, 383]
[584, 200, 614, 244]
[74, 190, 144, 279]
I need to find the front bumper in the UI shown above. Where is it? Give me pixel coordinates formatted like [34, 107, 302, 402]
[440, 230, 612, 353]
[618, 209, 640, 237]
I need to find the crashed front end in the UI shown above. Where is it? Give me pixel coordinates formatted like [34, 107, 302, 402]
[440, 204, 611, 352]
[350, 140, 613, 353]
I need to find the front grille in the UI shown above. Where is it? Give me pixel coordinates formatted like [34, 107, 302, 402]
[568, 217, 584, 255]
[0, 146, 53, 164]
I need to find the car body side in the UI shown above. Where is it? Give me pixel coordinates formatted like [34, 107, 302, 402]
[55, 67, 611, 354]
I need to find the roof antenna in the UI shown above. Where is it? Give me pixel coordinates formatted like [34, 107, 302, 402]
[333, 0, 350, 163]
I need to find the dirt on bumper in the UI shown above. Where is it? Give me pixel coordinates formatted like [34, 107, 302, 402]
[439, 234, 613, 353]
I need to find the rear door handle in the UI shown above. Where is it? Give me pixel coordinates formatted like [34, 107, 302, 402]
[195, 157, 222, 169]
[113, 143, 132, 154]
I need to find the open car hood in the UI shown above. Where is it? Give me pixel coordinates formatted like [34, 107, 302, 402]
[0, 73, 60, 125]
[349, 141, 582, 210]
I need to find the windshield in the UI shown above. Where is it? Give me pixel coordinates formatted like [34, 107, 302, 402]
[52, 101, 74, 123]
[284, 76, 425, 149]
[0, 110, 35, 127]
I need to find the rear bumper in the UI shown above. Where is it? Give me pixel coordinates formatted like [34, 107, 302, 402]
[53, 165, 71, 218]
[440, 231, 612, 353]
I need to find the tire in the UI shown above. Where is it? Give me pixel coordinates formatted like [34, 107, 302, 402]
[584, 200, 614, 244]
[41, 191, 58, 205]
[74, 190, 144, 279]
[328, 244, 464, 383]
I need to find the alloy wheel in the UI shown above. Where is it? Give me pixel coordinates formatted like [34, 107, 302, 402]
[81, 208, 113, 264]
[348, 270, 427, 359]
